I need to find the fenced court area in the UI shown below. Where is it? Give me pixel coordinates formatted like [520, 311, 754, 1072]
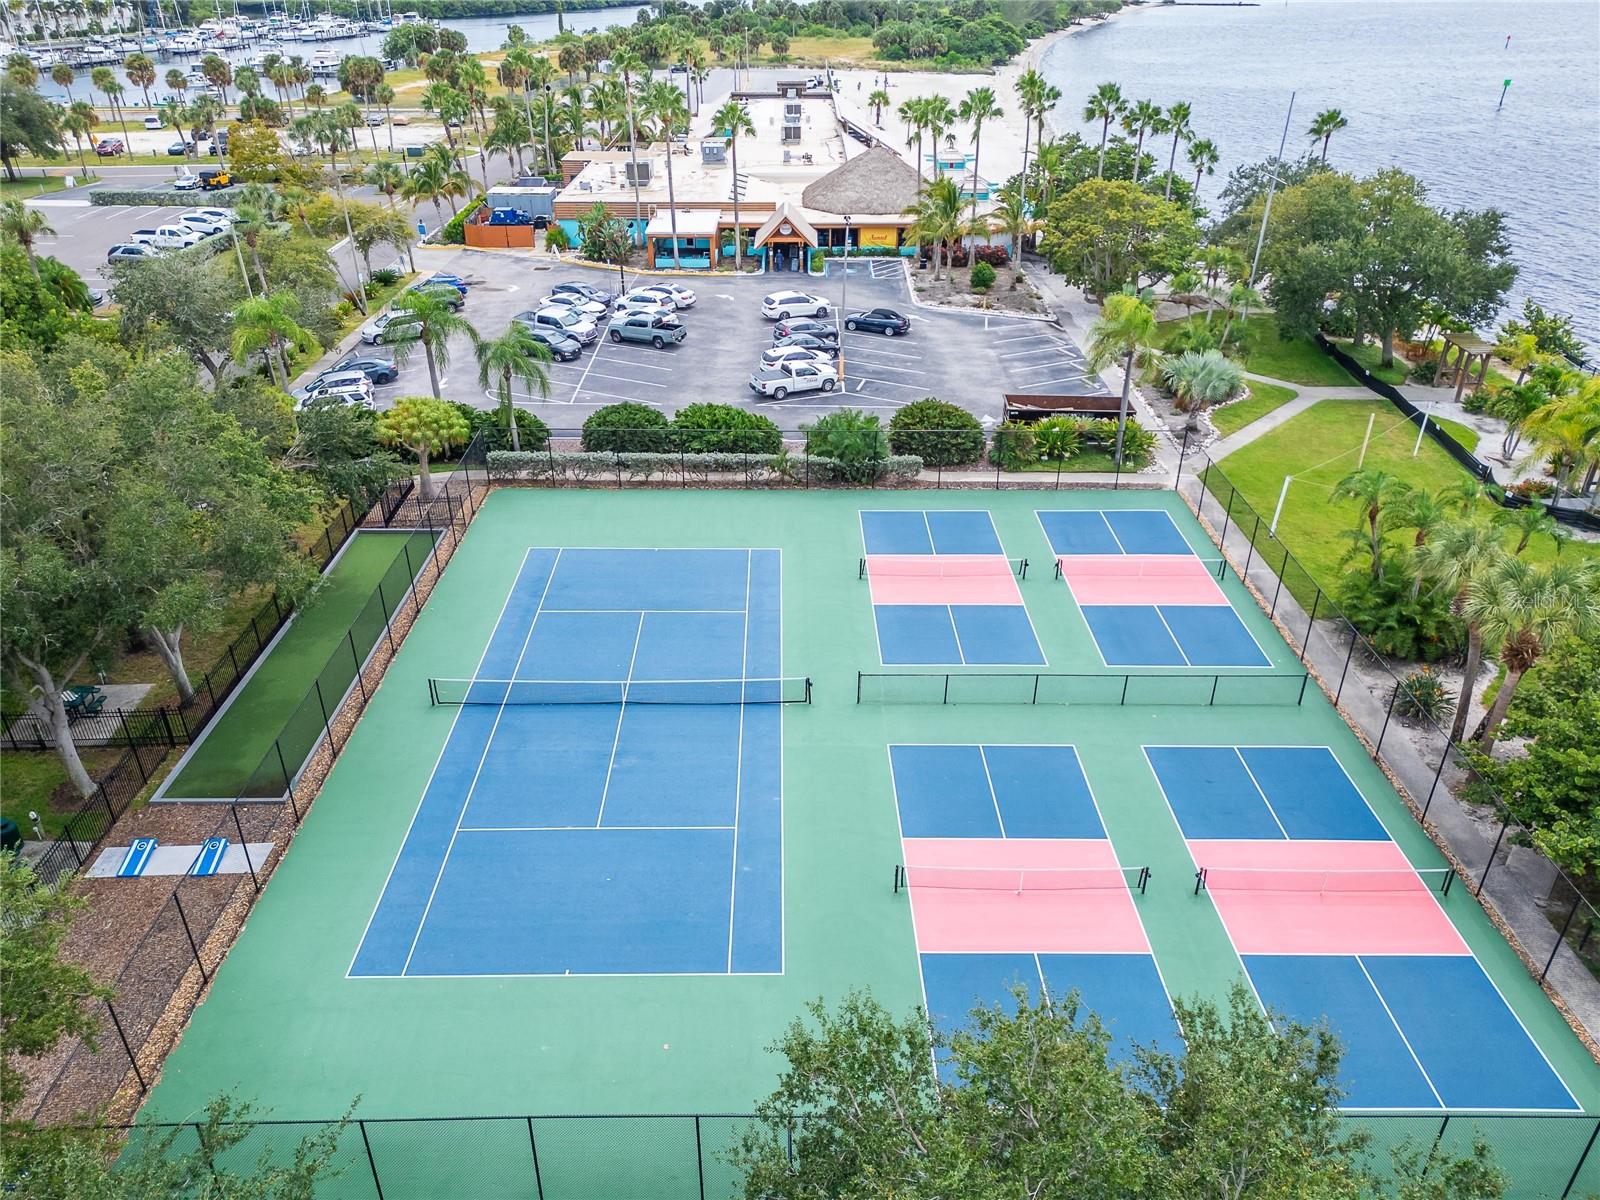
[132, 489, 1600, 1198]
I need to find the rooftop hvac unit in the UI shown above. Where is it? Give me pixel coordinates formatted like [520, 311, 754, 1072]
[625, 160, 653, 186]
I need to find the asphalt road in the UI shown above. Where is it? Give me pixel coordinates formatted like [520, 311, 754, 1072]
[312, 249, 1108, 433]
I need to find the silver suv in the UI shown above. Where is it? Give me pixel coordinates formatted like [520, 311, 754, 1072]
[517, 306, 599, 344]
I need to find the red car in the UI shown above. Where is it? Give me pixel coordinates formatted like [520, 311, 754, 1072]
[94, 138, 126, 157]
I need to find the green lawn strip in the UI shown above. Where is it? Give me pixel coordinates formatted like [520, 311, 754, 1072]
[1159, 315, 1356, 387]
[1338, 340, 1412, 386]
[0, 175, 70, 198]
[1212, 399, 1597, 601]
[1210, 380, 1299, 438]
[0, 748, 127, 837]
[161, 531, 433, 800]
[1018, 448, 1149, 474]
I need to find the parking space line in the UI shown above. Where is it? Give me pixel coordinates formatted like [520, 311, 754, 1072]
[846, 374, 927, 391]
[1010, 359, 1088, 375]
[579, 370, 668, 389]
[845, 360, 927, 376]
[999, 347, 1070, 360]
[1022, 376, 1103, 391]
[843, 344, 921, 362]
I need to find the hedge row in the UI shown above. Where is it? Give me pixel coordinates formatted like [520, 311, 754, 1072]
[91, 188, 237, 207]
[487, 450, 925, 485]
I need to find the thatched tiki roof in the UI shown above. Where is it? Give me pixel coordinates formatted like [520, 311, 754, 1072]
[801, 146, 923, 217]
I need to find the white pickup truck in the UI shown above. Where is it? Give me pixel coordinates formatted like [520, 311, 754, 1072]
[748, 360, 838, 400]
[130, 224, 203, 250]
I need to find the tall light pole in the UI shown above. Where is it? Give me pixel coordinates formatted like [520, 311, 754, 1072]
[836, 215, 851, 383]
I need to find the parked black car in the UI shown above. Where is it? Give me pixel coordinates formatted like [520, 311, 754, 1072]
[524, 327, 583, 362]
[550, 280, 616, 306]
[771, 333, 839, 358]
[327, 355, 401, 385]
[772, 318, 838, 342]
[844, 308, 911, 336]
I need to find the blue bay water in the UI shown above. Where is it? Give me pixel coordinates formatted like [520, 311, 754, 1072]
[1040, 0, 1600, 348]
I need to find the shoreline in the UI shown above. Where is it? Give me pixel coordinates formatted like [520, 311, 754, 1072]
[819, 3, 1163, 187]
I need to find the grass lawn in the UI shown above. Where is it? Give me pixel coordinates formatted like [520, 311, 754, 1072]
[1160, 315, 1356, 388]
[1214, 398, 1599, 596]
[1019, 448, 1151, 474]
[160, 530, 436, 800]
[1340, 339, 1412, 386]
[0, 174, 72, 198]
[1, 747, 138, 838]
[1211, 380, 1300, 438]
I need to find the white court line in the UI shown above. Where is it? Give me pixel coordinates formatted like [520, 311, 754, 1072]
[346, 547, 534, 978]
[592, 613, 647, 828]
[1230, 747, 1291, 839]
[727, 549, 753, 971]
[944, 605, 968, 665]
[975, 745, 1007, 838]
[401, 549, 559, 977]
[1149, 605, 1195, 669]
[458, 824, 734, 832]
[1355, 957, 1447, 1109]
[885, 745, 937, 1075]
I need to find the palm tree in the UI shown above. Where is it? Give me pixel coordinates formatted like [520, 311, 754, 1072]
[386, 289, 480, 399]
[902, 176, 970, 281]
[62, 101, 95, 172]
[641, 78, 688, 268]
[987, 185, 1036, 288]
[1217, 282, 1263, 350]
[230, 182, 276, 294]
[1307, 108, 1348, 162]
[123, 52, 155, 108]
[1086, 293, 1162, 467]
[50, 61, 73, 101]
[1160, 101, 1193, 200]
[166, 69, 188, 102]
[1330, 468, 1411, 580]
[711, 99, 755, 270]
[1494, 333, 1543, 387]
[1187, 137, 1220, 202]
[1520, 377, 1600, 492]
[0, 199, 53, 279]
[365, 156, 406, 212]
[1122, 99, 1163, 184]
[1014, 69, 1046, 206]
[1083, 82, 1125, 179]
[1495, 503, 1561, 558]
[1416, 521, 1508, 742]
[867, 87, 890, 125]
[957, 86, 1002, 225]
[611, 49, 647, 246]
[199, 53, 232, 106]
[403, 155, 461, 227]
[91, 66, 132, 147]
[231, 291, 312, 390]
[1464, 557, 1600, 751]
[157, 98, 189, 158]
[923, 95, 956, 180]
[475, 323, 550, 452]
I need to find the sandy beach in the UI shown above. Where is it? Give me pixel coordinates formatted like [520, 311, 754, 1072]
[819, 4, 1159, 186]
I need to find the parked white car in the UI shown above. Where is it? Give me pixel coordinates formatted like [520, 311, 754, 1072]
[639, 282, 696, 309]
[172, 172, 201, 191]
[299, 372, 374, 408]
[613, 291, 674, 318]
[760, 345, 832, 369]
[749, 359, 838, 400]
[361, 310, 424, 345]
[176, 211, 230, 237]
[188, 206, 234, 225]
[540, 292, 608, 319]
[761, 290, 829, 320]
[130, 224, 203, 250]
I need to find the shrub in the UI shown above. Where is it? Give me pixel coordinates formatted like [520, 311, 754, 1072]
[544, 223, 571, 250]
[581, 402, 672, 452]
[972, 244, 1010, 268]
[888, 399, 984, 467]
[808, 248, 826, 273]
[455, 402, 550, 452]
[438, 197, 483, 246]
[91, 189, 235, 207]
[990, 421, 1037, 470]
[1161, 349, 1246, 412]
[801, 409, 889, 483]
[1164, 322, 1219, 355]
[1032, 416, 1082, 462]
[671, 403, 782, 453]
[487, 449, 923, 485]
[1337, 563, 1464, 662]
[1509, 478, 1555, 498]
[1396, 666, 1455, 723]
[1407, 354, 1441, 384]
[370, 266, 401, 287]
[970, 261, 996, 293]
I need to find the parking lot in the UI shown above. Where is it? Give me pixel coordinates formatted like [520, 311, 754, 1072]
[333, 248, 1109, 433]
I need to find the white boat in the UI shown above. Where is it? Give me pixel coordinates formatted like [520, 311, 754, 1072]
[169, 33, 202, 53]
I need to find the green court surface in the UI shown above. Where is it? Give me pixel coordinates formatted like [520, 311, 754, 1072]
[138, 491, 1600, 1196]
[160, 531, 437, 801]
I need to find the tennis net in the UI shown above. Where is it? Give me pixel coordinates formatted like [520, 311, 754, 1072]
[428, 676, 813, 706]
[1054, 556, 1226, 580]
[894, 863, 1149, 895]
[1193, 865, 1454, 896]
[860, 556, 1029, 580]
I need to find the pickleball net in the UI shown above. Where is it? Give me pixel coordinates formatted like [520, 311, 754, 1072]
[894, 863, 1150, 895]
[860, 556, 1029, 580]
[1054, 556, 1226, 581]
[428, 676, 813, 706]
[1193, 865, 1454, 896]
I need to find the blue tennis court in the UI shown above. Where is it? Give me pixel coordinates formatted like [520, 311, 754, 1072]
[1145, 745, 1389, 841]
[349, 548, 787, 978]
[1038, 508, 1272, 668]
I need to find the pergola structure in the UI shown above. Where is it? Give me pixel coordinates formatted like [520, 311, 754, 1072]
[1432, 332, 1497, 404]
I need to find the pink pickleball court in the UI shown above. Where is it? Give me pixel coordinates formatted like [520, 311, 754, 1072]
[1057, 554, 1228, 607]
[1189, 839, 1467, 957]
[901, 837, 1150, 954]
[865, 555, 1025, 606]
